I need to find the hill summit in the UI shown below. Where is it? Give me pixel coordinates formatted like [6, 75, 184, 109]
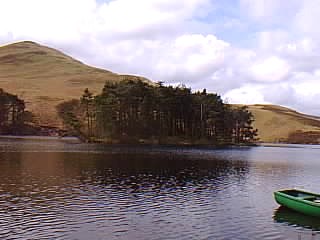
[0, 41, 149, 127]
[1, 41, 320, 143]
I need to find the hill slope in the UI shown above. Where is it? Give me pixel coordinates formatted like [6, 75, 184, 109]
[248, 104, 320, 143]
[0, 41, 149, 126]
[1, 41, 320, 142]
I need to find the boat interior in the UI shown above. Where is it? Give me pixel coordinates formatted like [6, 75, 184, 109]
[281, 190, 320, 203]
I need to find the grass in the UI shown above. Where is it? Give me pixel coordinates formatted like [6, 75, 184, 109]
[1, 41, 320, 143]
[247, 104, 320, 143]
[0, 41, 150, 127]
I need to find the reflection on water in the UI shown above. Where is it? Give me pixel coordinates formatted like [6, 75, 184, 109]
[0, 139, 320, 239]
[274, 206, 320, 231]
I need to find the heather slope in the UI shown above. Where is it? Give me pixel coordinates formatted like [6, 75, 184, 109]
[1, 41, 320, 143]
[247, 104, 320, 143]
[0, 41, 149, 126]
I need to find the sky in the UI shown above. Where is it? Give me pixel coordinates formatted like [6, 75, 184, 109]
[1, 0, 320, 115]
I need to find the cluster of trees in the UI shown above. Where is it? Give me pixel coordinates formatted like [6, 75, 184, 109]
[0, 89, 33, 134]
[57, 80, 258, 145]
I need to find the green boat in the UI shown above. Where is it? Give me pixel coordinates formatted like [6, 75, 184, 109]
[274, 189, 320, 217]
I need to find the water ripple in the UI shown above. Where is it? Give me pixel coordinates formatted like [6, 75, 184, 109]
[0, 141, 319, 239]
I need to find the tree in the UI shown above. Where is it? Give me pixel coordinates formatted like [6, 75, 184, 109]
[81, 88, 95, 138]
[231, 106, 258, 144]
[0, 89, 29, 134]
[57, 80, 258, 145]
[56, 99, 83, 136]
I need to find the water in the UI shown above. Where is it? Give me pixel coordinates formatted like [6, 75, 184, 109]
[0, 138, 320, 240]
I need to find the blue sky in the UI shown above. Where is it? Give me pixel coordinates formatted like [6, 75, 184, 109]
[1, 0, 320, 115]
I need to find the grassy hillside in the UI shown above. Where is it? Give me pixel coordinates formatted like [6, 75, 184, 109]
[0, 41, 149, 127]
[1, 41, 320, 142]
[247, 104, 320, 143]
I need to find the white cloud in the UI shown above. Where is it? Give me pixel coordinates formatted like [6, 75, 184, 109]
[223, 85, 268, 104]
[240, 0, 281, 19]
[277, 38, 316, 56]
[249, 56, 290, 83]
[257, 30, 290, 51]
[0, 0, 212, 42]
[295, 0, 320, 37]
[153, 34, 229, 82]
[292, 72, 320, 97]
[0, 0, 96, 42]
[97, 0, 211, 35]
[240, 0, 301, 23]
[1, 0, 320, 115]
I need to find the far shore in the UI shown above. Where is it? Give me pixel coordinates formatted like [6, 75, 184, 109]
[0, 135, 81, 142]
[0, 134, 254, 147]
[257, 142, 320, 148]
[1, 135, 318, 148]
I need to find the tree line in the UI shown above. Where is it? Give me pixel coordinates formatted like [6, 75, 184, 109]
[0, 88, 33, 134]
[57, 80, 258, 145]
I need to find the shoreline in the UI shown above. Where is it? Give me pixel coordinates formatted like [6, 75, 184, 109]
[0, 135, 255, 148]
[257, 142, 320, 148]
[0, 135, 81, 143]
[3, 135, 319, 148]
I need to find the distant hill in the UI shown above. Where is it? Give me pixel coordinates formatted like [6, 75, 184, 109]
[0, 41, 150, 127]
[1, 41, 320, 143]
[247, 104, 320, 143]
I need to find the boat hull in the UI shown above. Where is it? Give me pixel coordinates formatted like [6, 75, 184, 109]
[274, 189, 320, 217]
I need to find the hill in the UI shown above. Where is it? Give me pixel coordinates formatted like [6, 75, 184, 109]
[247, 104, 320, 143]
[0, 41, 149, 127]
[1, 41, 320, 143]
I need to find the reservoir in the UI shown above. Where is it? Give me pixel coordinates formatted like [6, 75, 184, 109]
[0, 138, 320, 239]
